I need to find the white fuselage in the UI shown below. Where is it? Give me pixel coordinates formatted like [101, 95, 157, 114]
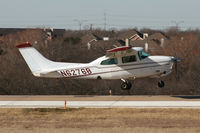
[40, 55, 174, 80]
[16, 44, 174, 80]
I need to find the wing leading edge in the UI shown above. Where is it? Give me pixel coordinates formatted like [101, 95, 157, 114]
[106, 46, 143, 57]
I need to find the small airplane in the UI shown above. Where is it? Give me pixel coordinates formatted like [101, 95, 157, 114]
[16, 42, 179, 90]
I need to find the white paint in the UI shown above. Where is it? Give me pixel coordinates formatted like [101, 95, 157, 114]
[103, 37, 109, 41]
[160, 38, 164, 48]
[1, 101, 200, 108]
[145, 42, 148, 52]
[143, 33, 148, 39]
[87, 39, 97, 50]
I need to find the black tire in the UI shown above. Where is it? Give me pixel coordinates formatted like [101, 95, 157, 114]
[121, 81, 132, 90]
[127, 82, 132, 89]
[158, 80, 165, 88]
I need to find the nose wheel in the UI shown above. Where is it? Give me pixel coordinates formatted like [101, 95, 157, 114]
[121, 79, 132, 90]
[158, 80, 165, 88]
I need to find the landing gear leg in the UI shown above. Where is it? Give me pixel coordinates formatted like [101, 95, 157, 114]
[120, 79, 132, 90]
[158, 78, 165, 88]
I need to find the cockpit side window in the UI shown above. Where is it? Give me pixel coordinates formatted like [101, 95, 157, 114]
[138, 51, 149, 60]
[122, 55, 137, 63]
[100, 58, 118, 65]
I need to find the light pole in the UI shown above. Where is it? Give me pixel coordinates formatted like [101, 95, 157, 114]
[74, 19, 87, 31]
[171, 21, 184, 30]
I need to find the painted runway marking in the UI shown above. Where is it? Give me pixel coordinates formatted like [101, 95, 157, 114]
[1, 101, 200, 108]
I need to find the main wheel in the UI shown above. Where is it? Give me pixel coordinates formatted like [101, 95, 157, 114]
[121, 81, 132, 90]
[158, 80, 165, 88]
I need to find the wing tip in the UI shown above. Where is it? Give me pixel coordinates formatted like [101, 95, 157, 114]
[16, 42, 32, 48]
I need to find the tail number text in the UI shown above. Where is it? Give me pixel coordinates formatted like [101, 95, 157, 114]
[59, 68, 92, 77]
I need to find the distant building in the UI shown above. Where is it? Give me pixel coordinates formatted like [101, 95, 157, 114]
[117, 30, 148, 46]
[0, 28, 25, 36]
[116, 29, 169, 53]
[118, 30, 144, 41]
[131, 32, 169, 53]
[44, 28, 66, 40]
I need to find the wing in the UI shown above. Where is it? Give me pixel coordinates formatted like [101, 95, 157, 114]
[106, 46, 143, 57]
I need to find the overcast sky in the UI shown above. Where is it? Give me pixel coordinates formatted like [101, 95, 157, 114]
[0, 0, 200, 30]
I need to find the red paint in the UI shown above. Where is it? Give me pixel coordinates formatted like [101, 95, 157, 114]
[71, 70, 77, 76]
[60, 71, 68, 76]
[107, 46, 131, 52]
[16, 42, 32, 48]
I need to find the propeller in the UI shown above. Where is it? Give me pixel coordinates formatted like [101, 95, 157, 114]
[171, 47, 180, 80]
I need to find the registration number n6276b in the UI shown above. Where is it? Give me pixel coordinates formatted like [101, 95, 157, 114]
[59, 68, 92, 77]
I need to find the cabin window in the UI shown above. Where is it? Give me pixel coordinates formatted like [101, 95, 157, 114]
[100, 58, 118, 65]
[138, 51, 149, 60]
[122, 55, 137, 63]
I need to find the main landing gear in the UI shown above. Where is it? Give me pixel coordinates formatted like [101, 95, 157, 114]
[120, 78, 165, 90]
[158, 79, 165, 88]
[120, 79, 132, 90]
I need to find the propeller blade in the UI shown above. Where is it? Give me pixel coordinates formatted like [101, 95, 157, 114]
[175, 60, 178, 79]
[172, 46, 180, 80]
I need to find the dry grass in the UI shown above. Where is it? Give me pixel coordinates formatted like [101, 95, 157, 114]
[0, 108, 200, 133]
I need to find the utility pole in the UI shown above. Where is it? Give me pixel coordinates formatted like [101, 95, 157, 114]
[74, 19, 87, 31]
[171, 21, 184, 30]
[90, 24, 93, 31]
[104, 12, 107, 31]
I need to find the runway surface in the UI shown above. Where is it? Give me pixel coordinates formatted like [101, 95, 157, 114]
[1, 95, 200, 108]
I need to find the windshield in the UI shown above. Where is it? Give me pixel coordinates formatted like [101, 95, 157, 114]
[138, 51, 150, 60]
